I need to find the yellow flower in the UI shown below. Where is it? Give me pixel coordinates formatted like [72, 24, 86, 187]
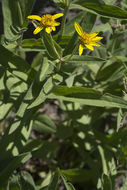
[74, 22, 103, 56]
[27, 13, 64, 34]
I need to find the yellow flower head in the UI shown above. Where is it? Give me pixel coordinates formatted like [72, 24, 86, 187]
[74, 22, 103, 56]
[27, 13, 64, 34]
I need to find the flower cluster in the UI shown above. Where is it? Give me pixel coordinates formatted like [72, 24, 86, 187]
[27, 14, 103, 56]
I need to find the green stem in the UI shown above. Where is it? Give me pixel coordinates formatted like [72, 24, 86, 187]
[56, 60, 62, 71]
[49, 33, 61, 60]
[49, 33, 63, 70]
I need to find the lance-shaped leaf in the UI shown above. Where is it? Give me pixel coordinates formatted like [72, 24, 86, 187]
[49, 86, 127, 108]
[0, 152, 31, 187]
[0, 45, 36, 84]
[42, 31, 62, 60]
[73, 0, 127, 19]
[2, 0, 35, 42]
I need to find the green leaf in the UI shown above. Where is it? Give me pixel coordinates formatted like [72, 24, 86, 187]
[98, 145, 108, 175]
[74, 0, 127, 19]
[31, 52, 44, 69]
[97, 174, 112, 190]
[60, 173, 76, 190]
[61, 55, 105, 76]
[49, 86, 127, 108]
[68, 55, 105, 63]
[61, 169, 97, 183]
[21, 139, 42, 153]
[52, 86, 102, 98]
[33, 113, 56, 134]
[0, 101, 12, 121]
[93, 22, 112, 33]
[19, 0, 36, 27]
[21, 36, 70, 51]
[48, 169, 60, 190]
[32, 141, 58, 160]
[0, 58, 54, 158]
[40, 187, 48, 190]
[63, 12, 86, 36]
[96, 61, 124, 82]
[4, 71, 28, 100]
[103, 174, 112, 190]
[21, 38, 44, 51]
[65, 75, 75, 88]
[101, 93, 127, 107]
[117, 108, 123, 132]
[19, 171, 36, 190]
[42, 32, 62, 59]
[0, 45, 36, 84]
[2, 0, 23, 42]
[0, 153, 31, 187]
[27, 66, 54, 109]
[2, 0, 35, 42]
[9, 175, 21, 190]
[64, 55, 105, 71]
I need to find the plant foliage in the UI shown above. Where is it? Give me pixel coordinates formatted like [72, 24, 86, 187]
[1, 0, 127, 189]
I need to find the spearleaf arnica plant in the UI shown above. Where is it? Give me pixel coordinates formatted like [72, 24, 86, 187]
[1, 0, 127, 189]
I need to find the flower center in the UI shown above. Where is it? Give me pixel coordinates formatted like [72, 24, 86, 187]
[41, 14, 54, 27]
[80, 33, 92, 45]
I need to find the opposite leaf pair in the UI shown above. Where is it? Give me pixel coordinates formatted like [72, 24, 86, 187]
[27, 13, 103, 56]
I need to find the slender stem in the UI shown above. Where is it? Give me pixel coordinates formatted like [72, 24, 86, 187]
[56, 60, 62, 71]
[49, 33, 63, 70]
[49, 33, 61, 60]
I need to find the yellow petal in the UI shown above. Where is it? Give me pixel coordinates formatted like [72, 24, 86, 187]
[85, 44, 94, 51]
[53, 13, 64, 19]
[52, 26, 56, 31]
[53, 22, 60, 26]
[74, 22, 83, 36]
[79, 44, 84, 56]
[45, 27, 51, 34]
[92, 36, 103, 42]
[90, 31, 99, 38]
[90, 43, 101, 47]
[27, 15, 41, 21]
[33, 26, 43, 35]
